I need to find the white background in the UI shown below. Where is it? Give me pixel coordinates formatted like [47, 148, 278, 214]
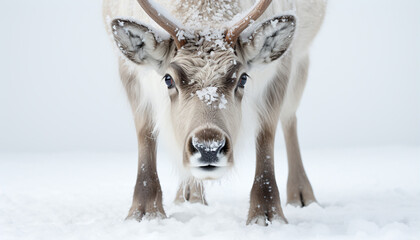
[0, 0, 419, 152]
[1, 1, 419, 239]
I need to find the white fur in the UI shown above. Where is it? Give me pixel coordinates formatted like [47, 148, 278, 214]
[103, 0, 327, 180]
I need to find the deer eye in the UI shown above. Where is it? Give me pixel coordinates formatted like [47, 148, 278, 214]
[163, 74, 174, 89]
[238, 73, 248, 88]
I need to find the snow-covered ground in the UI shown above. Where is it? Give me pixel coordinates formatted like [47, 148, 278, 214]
[1, 147, 419, 240]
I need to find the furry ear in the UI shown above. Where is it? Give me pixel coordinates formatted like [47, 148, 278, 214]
[239, 15, 296, 65]
[111, 18, 174, 68]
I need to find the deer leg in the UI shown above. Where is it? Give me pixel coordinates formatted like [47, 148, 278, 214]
[247, 123, 287, 225]
[174, 180, 208, 205]
[118, 59, 165, 221]
[282, 115, 316, 207]
[126, 116, 166, 221]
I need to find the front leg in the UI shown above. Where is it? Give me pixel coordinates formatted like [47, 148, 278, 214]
[126, 117, 166, 221]
[247, 124, 287, 225]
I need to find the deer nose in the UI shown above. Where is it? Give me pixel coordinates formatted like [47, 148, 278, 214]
[189, 128, 229, 165]
[192, 137, 226, 164]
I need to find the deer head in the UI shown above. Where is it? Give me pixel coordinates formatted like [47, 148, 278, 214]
[111, 0, 296, 180]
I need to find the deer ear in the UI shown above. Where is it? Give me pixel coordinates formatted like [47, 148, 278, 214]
[239, 15, 296, 65]
[111, 18, 174, 68]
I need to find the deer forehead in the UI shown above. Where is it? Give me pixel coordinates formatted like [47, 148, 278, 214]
[171, 44, 240, 86]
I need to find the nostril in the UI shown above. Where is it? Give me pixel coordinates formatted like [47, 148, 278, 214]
[216, 138, 226, 154]
[220, 138, 230, 155]
[219, 140, 228, 155]
[189, 137, 198, 154]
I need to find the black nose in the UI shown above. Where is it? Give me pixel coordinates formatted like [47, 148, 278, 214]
[191, 137, 226, 164]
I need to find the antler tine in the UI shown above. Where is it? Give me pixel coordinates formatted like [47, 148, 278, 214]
[137, 0, 185, 48]
[225, 0, 272, 46]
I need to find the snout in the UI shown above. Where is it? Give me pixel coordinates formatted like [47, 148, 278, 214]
[186, 128, 232, 179]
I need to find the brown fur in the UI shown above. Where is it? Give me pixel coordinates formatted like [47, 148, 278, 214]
[119, 58, 165, 220]
[283, 115, 316, 207]
[126, 111, 166, 220]
[248, 122, 287, 225]
[247, 55, 291, 224]
[104, 0, 326, 225]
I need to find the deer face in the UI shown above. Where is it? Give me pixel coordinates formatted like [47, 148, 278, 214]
[165, 42, 244, 179]
[111, 12, 295, 179]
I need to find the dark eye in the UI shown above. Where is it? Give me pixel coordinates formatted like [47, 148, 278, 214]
[163, 74, 174, 89]
[238, 73, 248, 88]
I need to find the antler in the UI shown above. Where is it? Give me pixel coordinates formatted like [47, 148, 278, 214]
[225, 0, 272, 46]
[137, 0, 272, 48]
[137, 0, 185, 49]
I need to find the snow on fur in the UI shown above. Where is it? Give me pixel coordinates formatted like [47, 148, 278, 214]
[195, 87, 227, 109]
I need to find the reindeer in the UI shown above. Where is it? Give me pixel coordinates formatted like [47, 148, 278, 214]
[103, 0, 326, 225]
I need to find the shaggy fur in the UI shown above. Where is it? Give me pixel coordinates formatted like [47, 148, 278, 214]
[103, 0, 326, 225]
